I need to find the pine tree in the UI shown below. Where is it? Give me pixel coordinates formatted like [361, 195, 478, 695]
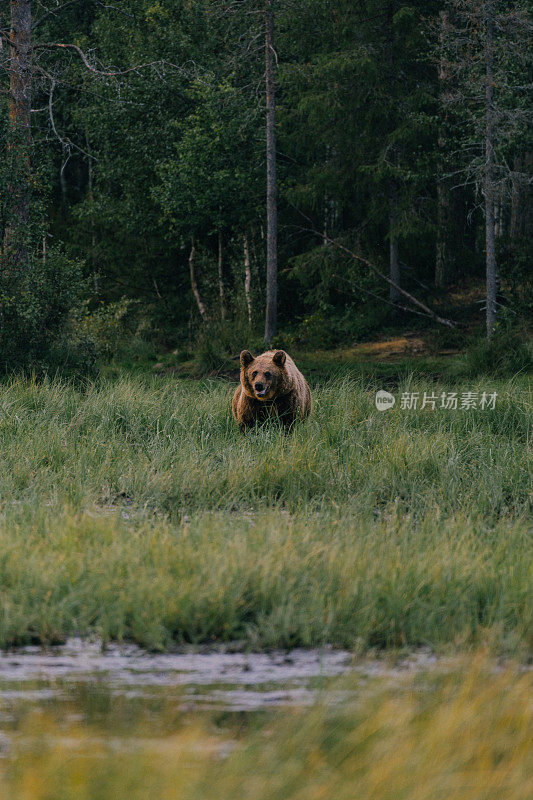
[440, 0, 532, 339]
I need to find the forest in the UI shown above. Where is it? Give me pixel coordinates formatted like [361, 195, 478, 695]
[0, 4, 532, 797]
[0, 0, 531, 372]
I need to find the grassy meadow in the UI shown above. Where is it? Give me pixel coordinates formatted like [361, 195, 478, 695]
[0, 366, 530, 653]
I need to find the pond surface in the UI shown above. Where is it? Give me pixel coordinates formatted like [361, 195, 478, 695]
[0, 640, 517, 766]
[0, 638, 442, 713]
[0, 638, 356, 712]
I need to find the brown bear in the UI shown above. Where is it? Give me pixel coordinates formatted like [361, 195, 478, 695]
[232, 349, 312, 430]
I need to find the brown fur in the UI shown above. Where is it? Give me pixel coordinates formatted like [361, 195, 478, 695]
[232, 349, 312, 430]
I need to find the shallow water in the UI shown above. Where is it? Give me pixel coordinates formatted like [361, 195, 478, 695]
[0, 640, 524, 766]
[0, 638, 445, 712]
[0, 638, 356, 712]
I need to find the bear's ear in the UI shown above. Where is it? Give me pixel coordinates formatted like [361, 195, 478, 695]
[272, 350, 286, 367]
[240, 350, 254, 368]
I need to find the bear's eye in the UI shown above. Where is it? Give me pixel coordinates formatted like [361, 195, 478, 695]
[251, 371, 257, 379]
[264, 371, 271, 379]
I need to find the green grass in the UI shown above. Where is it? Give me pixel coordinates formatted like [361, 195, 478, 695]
[0, 370, 530, 652]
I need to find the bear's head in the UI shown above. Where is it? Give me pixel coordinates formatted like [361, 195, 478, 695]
[240, 350, 291, 401]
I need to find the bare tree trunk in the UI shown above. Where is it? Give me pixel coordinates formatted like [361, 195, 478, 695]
[244, 232, 252, 325]
[60, 146, 68, 203]
[189, 238, 207, 322]
[86, 133, 100, 294]
[385, 3, 401, 308]
[264, 0, 278, 344]
[9, 0, 32, 155]
[435, 181, 450, 287]
[5, 0, 32, 262]
[217, 232, 226, 320]
[484, 1, 498, 341]
[389, 183, 401, 306]
[436, 10, 450, 288]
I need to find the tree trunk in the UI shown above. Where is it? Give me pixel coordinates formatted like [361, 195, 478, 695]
[385, 3, 400, 308]
[436, 10, 450, 288]
[244, 232, 252, 325]
[389, 183, 400, 306]
[189, 238, 207, 322]
[264, 0, 278, 344]
[217, 232, 226, 320]
[9, 0, 32, 155]
[86, 133, 99, 294]
[484, 1, 498, 341]
[435, 181, 450, 287]
[5, 0, 32, 262]
[60, 146, 68, 203]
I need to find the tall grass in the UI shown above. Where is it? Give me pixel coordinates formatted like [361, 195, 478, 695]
[0, 372, 530, 651]
[1, 659, 532, 800]
[0, 373, 528, 516]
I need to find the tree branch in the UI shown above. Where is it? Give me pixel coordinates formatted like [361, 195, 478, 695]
[33, 0, 84, 28]
[33, 42, 183, 78]
[34, 65, 96, 159]
[332, 273, 441, 321]
[317, 232, 457, 328]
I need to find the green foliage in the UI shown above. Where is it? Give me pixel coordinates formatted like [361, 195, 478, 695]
[499, 235, 533, 316]
[0, 89, 92, 373]
[153, 76, 262, 244]
[189, 331, 233, 375]
[188, 318, 264, 376]
[453, 329, 533, 378]
[281, 305, 387, 350]
[79, 298, 140, 360]
[2, 0, 531, 357]
[280, 0, 438, 263]
[0, 246, 94, 374]
[427, 324, 469, 354]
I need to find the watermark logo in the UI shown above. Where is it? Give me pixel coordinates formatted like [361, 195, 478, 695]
[376, 389, 498, 411]
[374, 389, 498, 411]
[399, 391, 497, 410]
[375, 390, 396, 411]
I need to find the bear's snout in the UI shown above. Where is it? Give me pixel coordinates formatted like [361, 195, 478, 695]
[254, 382, 267, 397]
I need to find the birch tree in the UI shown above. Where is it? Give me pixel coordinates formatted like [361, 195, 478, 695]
[153, 77, 261, 323]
